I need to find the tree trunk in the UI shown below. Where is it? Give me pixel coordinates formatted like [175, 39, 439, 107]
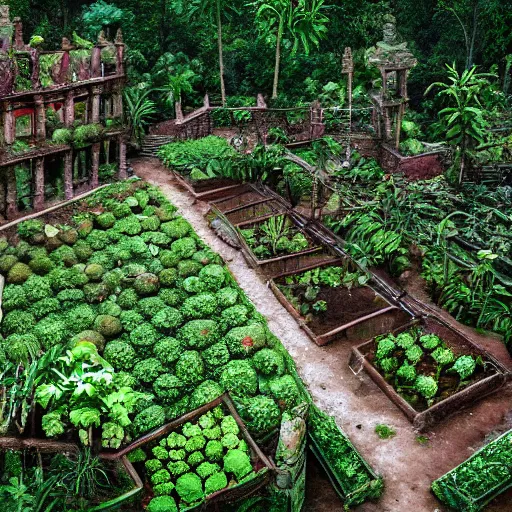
[468, 2, 479, 69]
[272, 18, 284, 100]
[217, 0, 226, 106]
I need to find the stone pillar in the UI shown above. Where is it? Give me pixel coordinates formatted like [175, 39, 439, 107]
[91, 46, 102, 78]
[203, 94, 210, 108]
[113, 86, 123, 120]
[175, 102, 183, 122]
[6, 166, 17, 219]
[91, 142, 100, 189]
[63, 150, 73, 199]
[4, 104, 15, 145]
[64, 91, 74, 127]
[12, 17, 24, 50]
[115, 29, 125, 76]
[34, 95, 46, 141]
[91, 86, 101, 124]
[33, 156, 45, 210]
[30, 48, 41, 89]
[118, 136, 127, 180]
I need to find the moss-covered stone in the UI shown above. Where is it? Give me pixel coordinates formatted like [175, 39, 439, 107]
[94, 315, 123, 337]
[7, 262, 32, 284]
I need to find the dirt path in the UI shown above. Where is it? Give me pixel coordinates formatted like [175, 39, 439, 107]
[133, 158, 512, 512]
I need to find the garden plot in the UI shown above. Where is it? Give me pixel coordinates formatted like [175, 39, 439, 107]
[270, 261, 410, 346]
[238, 213, 336, 276]
[108, 394, 274, 511]
[350, 316, 509, 430]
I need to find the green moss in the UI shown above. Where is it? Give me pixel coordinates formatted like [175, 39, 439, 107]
[138, 296, 167, 318]
[185, 435, 206, 453]
[223, 449, 252, 480]
[86, 230, 109, 250]
[134, 273, 160, 295]
[17, 219, 44, 240]
[104, 340, 138, 371]
[182, 276, 206, 294]
[141, 231, 171, 246]
[167, 432, 187, 449]
[69, 330, 106, 351]
[152, 307, 183, 332]
[252, 349, 285, 376]
[93, 315, 122, 337]
[77, 219, 94, 238]
[199, 265, 226, 291]
[181, 293, 218, 320]
[196, 461, 220, 480]
[66, 304, 96, 331]
[175, 472, 203, 503]
[160, 250, 181, 268]
[171, 237, 197, 259]
[114, 215, 142, 236]
[117, 288, 139, 309]
[7, 262, 32, 283]
[111, 202, 132, 219]
[32, 315, 67, 349]
[0, 254, 18, 273]
[119, 309, 144, 331]
[188, 451, 205, 467]
[205, 440, 223, 462]
[58, 228, 78, 245]
[2, 285, 29, 311]
[224, 323, 267, 357]
[220, 305, 249, 330]
[48, 267, 89, 291]
[3, 333, 41, 363]
[141, 215, 161, 231]
[202, 342, 230, 372]
[83, 282, 110, 303]
[29, 256, 55, 275]
[159, 288, 187, 307]
[2, 310, 36, 335]
[96, 212, 116, 229]
[29, 297, 61, 319]
[84, 263, 105, 281]
[57, 288, 85, 307]
[132, 405, 166, 435]
[98, 301, 122, 317]
[167, 460, 190, 477]
[153, 374, 183, 403]
[153, 337, 182, 366]
[145, 459, 163, 474]
[221, 433, 239, 450]
[269, 375, 300, 410]
[215, 288, 239, 309]
[178, 320, 219, 350]
[205, 471, 227, 495]
[158, 268, 178, 287]
[161, 218, 191, 239]
[152, 446, 170, 460]
[130, 323, 160, 352]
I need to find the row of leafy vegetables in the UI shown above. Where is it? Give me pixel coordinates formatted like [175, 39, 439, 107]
[0, 179, 382, 509]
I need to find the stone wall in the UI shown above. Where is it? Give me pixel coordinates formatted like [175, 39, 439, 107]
[381, 144, 446, 180]
[350, 133, 381, 159]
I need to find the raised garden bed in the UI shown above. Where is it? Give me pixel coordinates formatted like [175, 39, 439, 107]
[0, 443, 143, 511]
[308, 406, 384, 508]
[105, 393, 275, 511]
[270, 260, 411, 346]
[171, 169, 240, 201]
[237, 213, 336, 277]
[431, 429, 512, 511]
[350, 316, 509, 430]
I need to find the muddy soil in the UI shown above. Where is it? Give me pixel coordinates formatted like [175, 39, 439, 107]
[133, 157, 512, 512]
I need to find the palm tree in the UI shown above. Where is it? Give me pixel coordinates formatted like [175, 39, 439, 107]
[161, 70, 196, 118]
[425, 64, 493, 184]
[187, 0, 234, 106]
[254, 0, 329, 99]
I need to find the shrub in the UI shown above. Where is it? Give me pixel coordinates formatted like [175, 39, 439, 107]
[405, 345, 424, 365]
[252, 349, 285, 376]
[199, 265, 225, 291]
[158, 268, 178, 287]
[76, 219, 94, 238]
[2, 285, 28, 311]
[220, 361, 257, 397]
[178, 320, 219, 350]
[7, 262, 32, 283]
[29, 256, 55, 275]
[153, 337, 182, 366]
[188, 451, 205, 467]
[224, 324, 266, 357]
[151, 468, 172, 485]
[73, 123, 103, 143]
[32, 316, 66, 349]
[159, 288, 187, 307]
[49, 245, 78, 267]
[205, 440, 223, 462]
[48, 267, 89, 291]
[67, 304, 96, 331]
[142, 215, 161, 232]
[420, 333, 442, 350]
[415, 375, 438, 399]
[130, 323, 160, 354]
[196, 462, 220, 480]
[138, 297, 167, 318]
[115, 216, 142, 236]
[145, 459, 163, 474]
[169, 449, 186, 461]
[268, 375, 300, 410]
[396, 362, 416, 383]
[134, 273, 160, 295]
[241, 395, 281, 431]
[168, 432, 187, 449]
[220, 305, 248, 329]
[178, 259, 203, 277]
[69, 330, 106, 351]
[87, 251, 115, 271]
[132, 405, 166, 435]
[167, 461, 190, 477]
[98, 301, 122, 317]
[154, 372, 183, 401]
[3, 333, 40, 363]
[117, 288, 139, 309]
[171, 238, 197, 259]
[182, 276, 206, 294]
[119, 310, 143, 331]
[2, 310, 36, 335]
[375, 336, 396, 360]
[147, 496, 177, 512]
[134, 189, 150, 209]
[57, 289, 85, 307]
[202, 342, 230, 372]
[160, 250, 181, 268]
[85, 263, 105, 281]
[102, 268, 124, 291]
[175, 473, 203, 503]
[152, 307, 183, 332]
[395, 332, 415, 350]
[58, 228, 78, 245]
[148, 259, 165, 275]
[17, 219, 44, 239]
[94, 315, 122, 337]
[133, 358, 165, 384]
[181, 294, 218, 319]
[86, 230, 109, 250]
[141, 232, 171, 246]
[221, 433, 239, 449]
[223, 449, 252, 480]
[96, 212, 116, 229]
[155, 204, 177, 222]
[185, 435, 206, 453]
[190, 380, 223, 409]
[203, 425, 222, 441]
[153, 446, 170, 460]
[30, 297, 61, 319]
[73, 240, 93, 262]
[192, 250, 218, 266]
[175, 351, 204, 385]
[161, 219, 191, 239]
[205, 471, 227, 495]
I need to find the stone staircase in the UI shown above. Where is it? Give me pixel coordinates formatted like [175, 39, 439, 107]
[140, 135, 175, 157]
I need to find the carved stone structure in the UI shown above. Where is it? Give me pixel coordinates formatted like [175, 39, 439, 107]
[367, 14, 417, 149]
[0, 6, 128, 220]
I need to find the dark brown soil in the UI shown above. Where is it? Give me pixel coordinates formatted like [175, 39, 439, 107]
[277, 281, 389, 335]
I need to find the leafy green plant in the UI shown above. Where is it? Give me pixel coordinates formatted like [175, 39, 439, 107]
[124, 86, 158, 145]
[374, 424, 396, 439]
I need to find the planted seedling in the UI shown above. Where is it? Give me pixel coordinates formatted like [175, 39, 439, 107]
[375, 424, 396, 439]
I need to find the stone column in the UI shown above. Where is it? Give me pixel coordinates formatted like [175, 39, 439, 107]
[12, 17, 24, 50]
[113, 86, 123, 120]
[115, 29, 125, 76]
[64, 91, 74, 127]
[91, 142, 100, 188]
[6, 166, 17, 219]
[118, 136, 127, 179]
[63, 150, 73, 199]
[33, 156, 45, 210]
[4, 104, 15, 145]
[91, 86, 101, 124]
[91, 46, 102, 78]
[34, 95, 46, 141]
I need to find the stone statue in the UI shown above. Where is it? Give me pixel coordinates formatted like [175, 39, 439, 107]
[115, 28, 123, 45]
[0, 4, 13, 52]
[61, 37, 75, 51]
[97, 30, 109, 46]
[0, 5, 10, 26]
[377, 14, 408, 51]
